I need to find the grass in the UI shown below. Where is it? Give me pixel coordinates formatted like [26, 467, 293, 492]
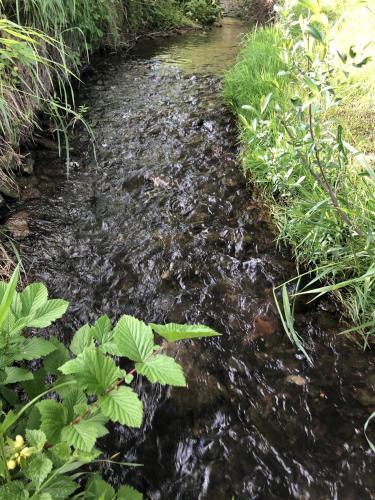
[223, 0, 375, 348]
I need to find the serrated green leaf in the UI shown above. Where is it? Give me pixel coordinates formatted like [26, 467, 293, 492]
[15, 338, 57, 361]
[91, 315, 112, 343]
[150, 323, 220, 342]
[49, 442, 71, 467]
[62, 389, 87, 421]
[20, 282, 48, 316]
[38, 400, 67, 444]
[100, 386, 143, 428]
[3, 367, 33, 384]
[26, 299, 69, 328]
[33, 493, 53, 500]
[0, 481, 29, 499]
[42, 475, 79, 499]
[24, 454, 53, 488]
[117, 485, 143, 500]
[136, 355, 186, 387]
[59, 348, 122, 395]
[61, 420, 99, 452]
[70, 325, 94, 355]
[113, 315, 154, 362]
[26, 429, 47, 451]
[43, 338, 70, 375]
[22, 367, 47, 399]
[84, 473, 115, 500]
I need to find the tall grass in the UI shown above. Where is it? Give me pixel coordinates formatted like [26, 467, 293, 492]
[0, 0, 195, 182]
[223, 0, 375, 349]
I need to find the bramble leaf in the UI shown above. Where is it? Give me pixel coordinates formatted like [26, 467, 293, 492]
[136, 355, 186, 387]
[20, 282, 48, 316]
[41, 475, 79, 499]
[59, 348, 122, 395]
[61, 422, 98, 452]
[15, 338, 57, 361]
[84, 473, 115, 499]
[117, 485, 143, 500]
[3, 367, 33, 384]
[91, 315, 112, 343]
[70, 325, 94, 355]
[150, 323, 220, 342]
[100, 386, 143, 428]
[38, 400, 67, 443]
[26, 299, 69, 328]
[113, 315, 154, 362]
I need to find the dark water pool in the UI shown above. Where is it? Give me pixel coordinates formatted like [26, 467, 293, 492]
[11, 18, 374, 499]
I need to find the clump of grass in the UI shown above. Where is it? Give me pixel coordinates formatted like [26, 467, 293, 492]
[223, 0, 375, 348]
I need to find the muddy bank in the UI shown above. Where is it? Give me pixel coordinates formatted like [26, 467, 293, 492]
[5, 18, 375, 499]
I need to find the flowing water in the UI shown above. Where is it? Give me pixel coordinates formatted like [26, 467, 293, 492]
[11, 18, 375, 499]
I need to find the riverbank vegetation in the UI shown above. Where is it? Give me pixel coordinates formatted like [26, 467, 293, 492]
[224, 0, 375, 353]
[0, 0, 222, 201]
[0, 266, 220, 496]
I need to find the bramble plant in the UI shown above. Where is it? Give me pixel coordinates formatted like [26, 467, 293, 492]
[0, 266, 220, 498]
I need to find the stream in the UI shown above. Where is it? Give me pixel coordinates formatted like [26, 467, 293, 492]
[9, 18, 374, 499]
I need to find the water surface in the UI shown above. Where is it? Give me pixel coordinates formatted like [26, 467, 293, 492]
[12, 18, 375, 499]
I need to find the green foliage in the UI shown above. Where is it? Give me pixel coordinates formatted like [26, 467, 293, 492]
[183, 0, 222, 25]
[224, 0, 375, 353]
[0, 0, 191, 179]
[0, 270, 220, 496]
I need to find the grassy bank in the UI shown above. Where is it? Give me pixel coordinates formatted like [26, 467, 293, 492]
[224, 0, 375, 351]
[0, 0, 222, 195]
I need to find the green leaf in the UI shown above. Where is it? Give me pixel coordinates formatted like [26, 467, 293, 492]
[59, 348, 122, 395]
[117, 485, 143, 500]
[306, 24, 324, 43]
[91, 315, 112, 343]
[70, 325, 94, 355]
[61, 422, 98, 452]
[113, 315, 154, 362]
[15, 338, 57, 361]
[24, 454, 53, 488]
[43, 339, 70, 375]
[26, 429, 47, 451]
[26, 299, 69, 328]
[20, 282, 48, 316]
[49, 442, 71, 467]
[62, 388, 87, 421]
[42, 475, 79, 499]
[38, 400, 67, 444]
[3, 367, 33, 384]
[0, 481, 29, 499]
[298, 0, 321, 13]
[22, 367, 47, 399]
[260, 93, 272, 115]
[136, 355, 186, 387]
[84, 473, 115, 500]
[100, 386, 143, 428]
[150, 323, 220, 342]
[0, 265, 19, 330]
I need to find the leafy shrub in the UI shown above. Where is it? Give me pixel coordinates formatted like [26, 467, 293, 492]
[0, 266, 220, 497]
[183, 0, 222, 25]
[224, 0, 375, 351]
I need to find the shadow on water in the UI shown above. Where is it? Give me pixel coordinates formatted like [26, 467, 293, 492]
[10, 18, 375, 499]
